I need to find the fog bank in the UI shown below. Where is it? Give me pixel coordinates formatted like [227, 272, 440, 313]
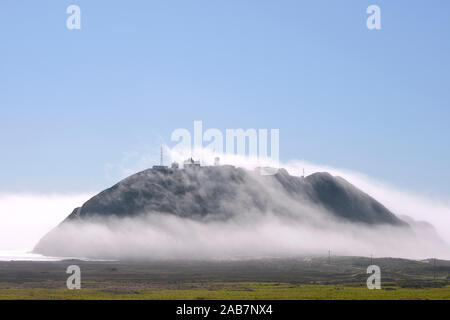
[35, 211, 449, 260]
[0, 193, 91, 251]
[1, 149, 449, 260]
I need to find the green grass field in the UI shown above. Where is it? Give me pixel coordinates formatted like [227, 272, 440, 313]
[1, 258, 449, 300]
[1, 282, 450, 300]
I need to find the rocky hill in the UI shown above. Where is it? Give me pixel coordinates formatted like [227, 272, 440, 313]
[51, 166, 406, 226]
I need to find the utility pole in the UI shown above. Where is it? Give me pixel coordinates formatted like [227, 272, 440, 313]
[370, 254, 373, 265]
[433, 258, 436, 280]
[328, 249, 331, 264]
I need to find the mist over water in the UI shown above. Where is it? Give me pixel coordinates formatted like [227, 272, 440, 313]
[1, 151, 450, 260]
[0, 193, 91, 251]
[0, 250, 65, 262]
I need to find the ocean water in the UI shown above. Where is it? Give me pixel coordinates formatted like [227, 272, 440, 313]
[0, 250, 114, 262]
[0, 250, 65, 261]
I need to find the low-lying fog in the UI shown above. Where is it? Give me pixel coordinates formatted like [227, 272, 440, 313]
[1, 149, 449, 260]
[35, 210, 449, 260]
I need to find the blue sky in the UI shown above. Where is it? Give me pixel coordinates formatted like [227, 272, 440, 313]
[1, 0, 449, 197]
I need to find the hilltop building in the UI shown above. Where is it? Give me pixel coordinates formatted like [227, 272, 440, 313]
[184, 157, 201, 168]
